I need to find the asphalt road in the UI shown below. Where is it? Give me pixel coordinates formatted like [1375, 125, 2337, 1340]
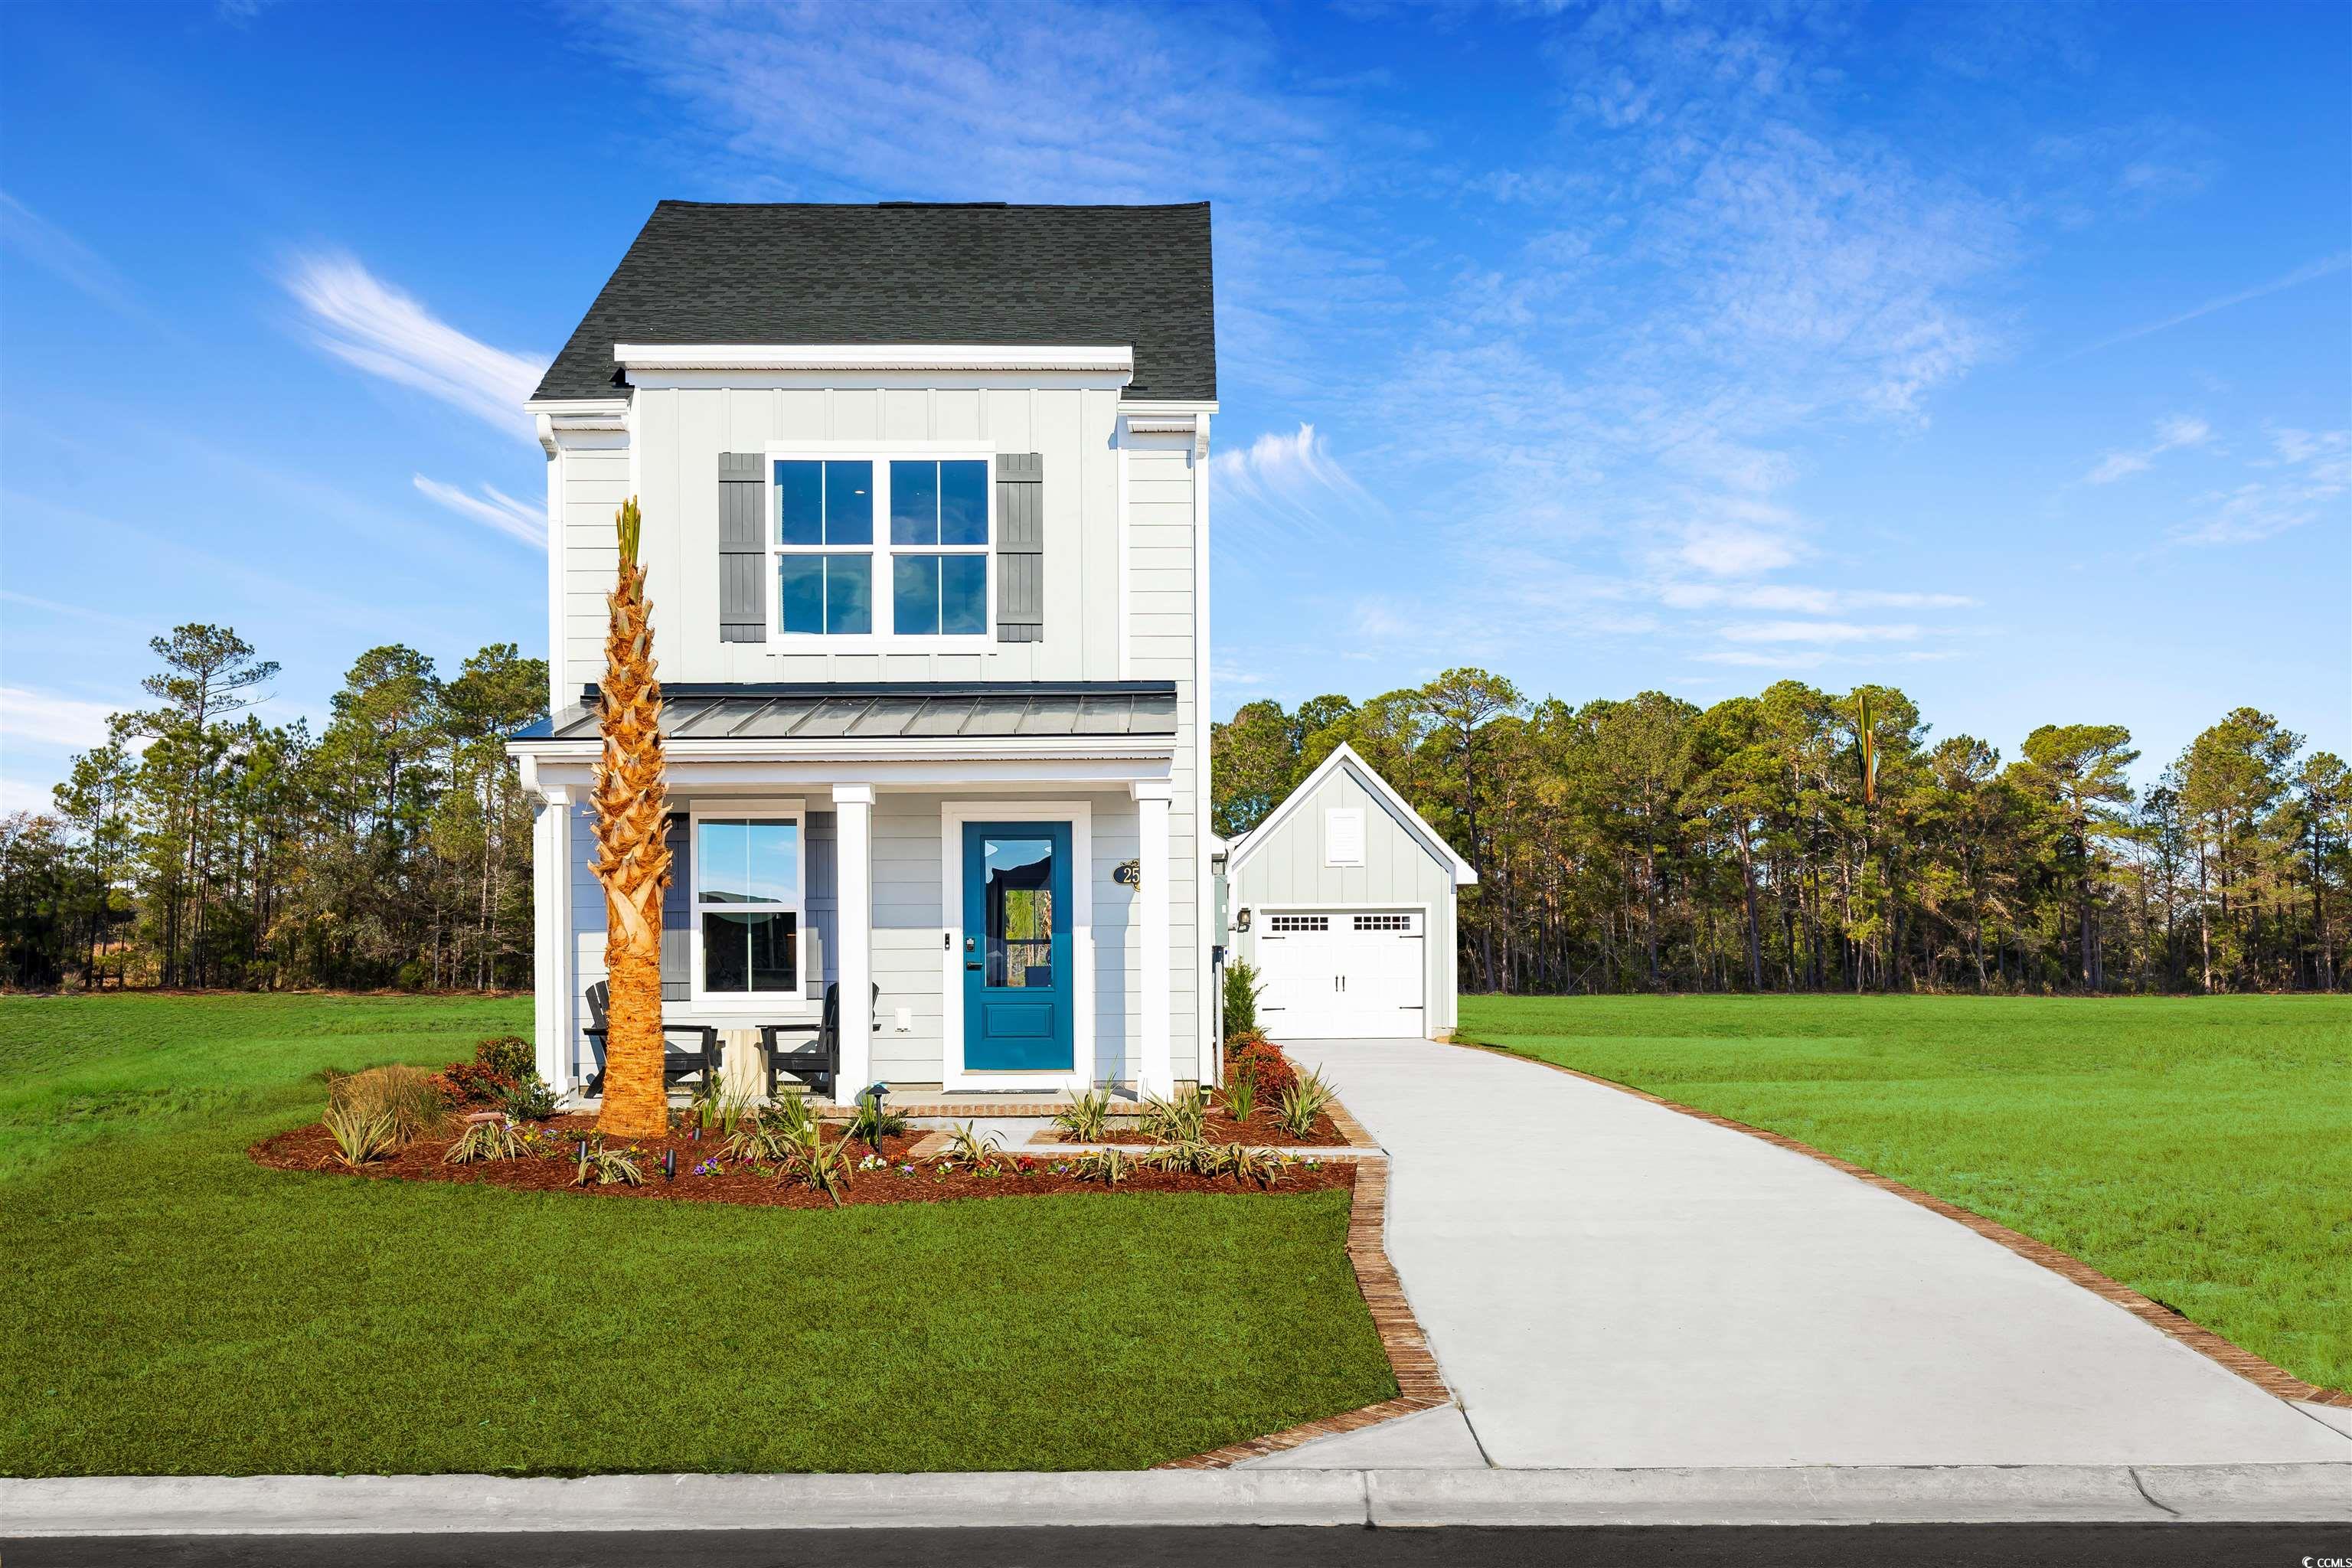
[9, 1526, 2351, 1567]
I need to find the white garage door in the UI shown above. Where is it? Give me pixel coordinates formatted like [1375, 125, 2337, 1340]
[1256, 909, 1426, 1040]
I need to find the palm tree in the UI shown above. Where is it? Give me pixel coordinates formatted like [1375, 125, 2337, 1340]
[590, 497, 672, 1138]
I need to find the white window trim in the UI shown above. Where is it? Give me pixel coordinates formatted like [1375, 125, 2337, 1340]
[686, 798, 815, 1014]
[763, 443, 995, 652]
[939, 799, 1096, 1093]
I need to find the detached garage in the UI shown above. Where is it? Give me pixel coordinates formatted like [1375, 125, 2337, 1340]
[1222, 743, 1476, 1041]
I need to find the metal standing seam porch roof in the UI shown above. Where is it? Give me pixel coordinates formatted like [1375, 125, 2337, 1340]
[512, 682, 1179, 745]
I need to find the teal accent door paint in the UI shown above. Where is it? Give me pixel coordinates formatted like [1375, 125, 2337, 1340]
[962, 822, 1075, 1072]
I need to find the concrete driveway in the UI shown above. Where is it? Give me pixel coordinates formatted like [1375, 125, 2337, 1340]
[1272, 1036, 2352, 1470]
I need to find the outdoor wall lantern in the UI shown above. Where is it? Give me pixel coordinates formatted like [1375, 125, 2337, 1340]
[1234, 907, 1253, 933]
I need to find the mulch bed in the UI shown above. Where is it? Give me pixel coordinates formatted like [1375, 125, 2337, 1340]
[1046, 1107, 1346, 1147]
[249, 1114, 1354, 1212]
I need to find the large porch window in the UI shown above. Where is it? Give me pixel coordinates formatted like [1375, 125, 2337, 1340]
[690, 808, 803, 1001]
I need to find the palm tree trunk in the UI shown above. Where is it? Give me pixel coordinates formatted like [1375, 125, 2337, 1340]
[591, 497, 674, 1139]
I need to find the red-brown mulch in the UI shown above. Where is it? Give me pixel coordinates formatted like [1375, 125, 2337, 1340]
[1046, 1107, 1346, 1147]
[248, 1113, 1354, 1211]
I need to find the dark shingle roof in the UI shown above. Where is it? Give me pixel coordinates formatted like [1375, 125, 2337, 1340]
[514, 681, 1178, 744]
[532, 201, 1215, 404]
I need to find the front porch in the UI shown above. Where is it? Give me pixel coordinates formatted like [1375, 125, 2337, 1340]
[515, 688, 1205, 1107]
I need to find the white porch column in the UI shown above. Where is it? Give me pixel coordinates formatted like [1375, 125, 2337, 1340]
[832, 783, 876, 1099]
[1132, 779, 1174, 1096]
[532, 786, 575, 1094]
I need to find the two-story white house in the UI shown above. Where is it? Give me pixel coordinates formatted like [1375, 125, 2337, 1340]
[508, 201, 1216, 1103]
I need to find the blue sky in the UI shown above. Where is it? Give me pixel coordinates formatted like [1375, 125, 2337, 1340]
[3, 0, 2346, 812]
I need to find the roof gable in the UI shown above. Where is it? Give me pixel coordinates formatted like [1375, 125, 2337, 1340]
[534, 201, 1216, 403]
[1227, 743, 1478, 887]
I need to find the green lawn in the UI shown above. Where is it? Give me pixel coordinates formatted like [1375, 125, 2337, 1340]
[1459, 994, 2352, 1396]
[1, 994, 1393, 1477]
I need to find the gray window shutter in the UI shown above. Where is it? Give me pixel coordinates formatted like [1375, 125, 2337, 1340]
[996, 452, 1044, 642]
[719, 453, 765, 642]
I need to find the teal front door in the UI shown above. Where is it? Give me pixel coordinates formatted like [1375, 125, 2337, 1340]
[962, 822, 1074, 1072]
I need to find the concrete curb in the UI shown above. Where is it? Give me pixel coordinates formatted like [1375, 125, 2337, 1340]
[7, 1463, 2346, 1535]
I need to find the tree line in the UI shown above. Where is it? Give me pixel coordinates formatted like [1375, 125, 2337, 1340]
[1214, 672, 2347, 995]
[1, 624, 547, 991]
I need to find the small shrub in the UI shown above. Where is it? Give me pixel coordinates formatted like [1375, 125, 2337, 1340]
[1224, 1032, 1297, 1103]
[1276, 1068, 1336, 1139]
[572, 1142, 645, 1187]
[323, 1102, 398, 1168]
[1054, 1086, 1114, 1142]
[1221, 958, 1263, 1044]
[1139, 1138, 1220, 1176]
[777, 1125, 851, 1205]
[499, 1073, 560, 1122]
[445, 1119, 527, 1165]
[1220, 1073, 1256, 1125]
[1139, 1085, 1207, 1144]
[474, 1034, 535, 1082]
[1224, 1143, 1288, 1188]
[325, 1064, 445, 1147]
[937, 1121, 1010, 1171]
[691, 1076, 760, 1136]
[1070, 1146, 1132, 1186]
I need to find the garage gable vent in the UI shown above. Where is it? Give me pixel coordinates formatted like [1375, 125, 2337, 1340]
[1324, 808, 1364, 867]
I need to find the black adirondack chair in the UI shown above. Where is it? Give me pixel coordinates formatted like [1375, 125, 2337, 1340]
[580, 980, 720, 1097]
[756, 981, 877, 1101]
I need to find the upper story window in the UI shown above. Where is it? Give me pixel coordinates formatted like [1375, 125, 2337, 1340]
[772, 452, 991, 642]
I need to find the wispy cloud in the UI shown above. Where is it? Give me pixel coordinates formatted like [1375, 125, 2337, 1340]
[0, 589, 151, 632]
[0, 190, 150, 323]
[2170, 429, 2350, 546]
[2083, 414, 2211, 484]
[0, 685, 136, 753]
[283, 252, 547, 438]
[1720, 621, 1925, 645]
[1659, 583, 1975, 613]
[2060, 252, 2352, 360]
[1210, 422, 1376, 551]
[413, 474, 545, 547]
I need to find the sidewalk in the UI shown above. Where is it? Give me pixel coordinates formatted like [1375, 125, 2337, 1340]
[6, 1463, 2348, 1534]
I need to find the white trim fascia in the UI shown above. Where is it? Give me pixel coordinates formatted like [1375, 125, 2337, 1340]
[1192, 410, 1214, 1081]
[531, 399, 630, 453]
[543, 435, 566, 709]
[616, 344, 1133, 378]
[509, 736, 1178, 764]
[1116, 398, 1219, 416]
[1227, 742, 1479, 887]
[939, 799, 1096, 1094]
[522, 756, 1177, 794]
[1116, 413, 1132, 679]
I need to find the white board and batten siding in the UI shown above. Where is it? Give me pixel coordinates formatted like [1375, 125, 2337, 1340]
[1226, 744, 1476, 1041]
[543, 381, 1210, 1084]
